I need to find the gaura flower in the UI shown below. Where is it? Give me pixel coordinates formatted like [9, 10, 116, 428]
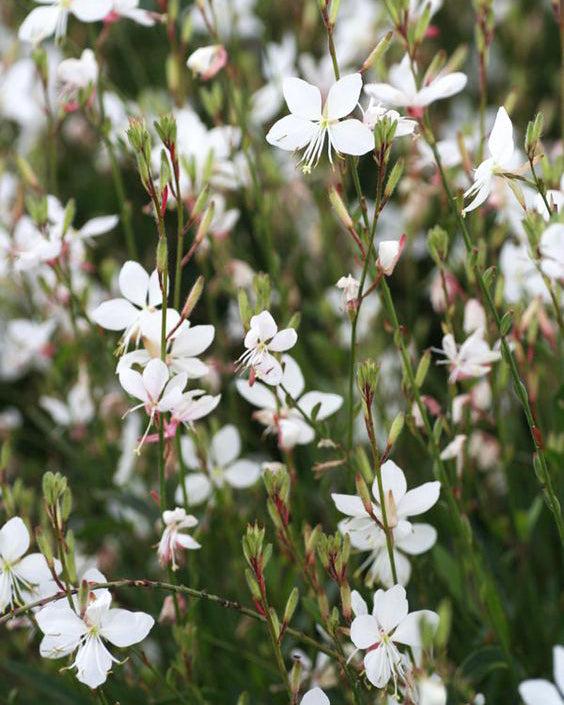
[237, 310, 297, 386]
[176, 424, 261, 506]
[439, 434, 467, 477]
[433, 328, 501, 383]
[266, 73, 374, 172]
[40, 369, 95, 429]
[0, 517, 54, 611]
[350, 585, 439, 690]
[36, 571, 154, 689]
[236, 355, 342, 450]
[519, 645, 564, 705]
[158, 508, 200, 570]
[463, 107, 516, 214]
[158, 389, 221, 440]
[539, 223, 564, 281]
[336, 274, 360, 308]
[463, 298, 487, 334]
[57, 49, 98, 100]
[187, 45, 228, 80]
[18, 0, 113, 44]
[362, 100, 417, 136]
[107, 0, 157, 26]
[364, 55, 467, 109]
[377, 235, 406, 275]
[300, 688, 330, 705]
[333, 460, 440, 587]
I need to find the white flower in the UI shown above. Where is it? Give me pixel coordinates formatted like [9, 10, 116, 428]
[158, 508, 200, 570]
[36, 573, 154, 689]
[40, 370, 95, 428]
[378, 235, 406, 275]
[434, 328, 501, 383]
[350, 584, 439, 689]
[0, 517, 54, 611]
[0, 319, 55, 382]
[336, 274, 360, 306]
[187, 45, 227, 80]
[176, 425, 261, 506]
[163, 389, 222, 440]
[57, 49, 98, 95]
[236, 355, 342, 450]
[463, 107, 515, 214]
[18, 0, 113, 44]
[362, 100, 417, 136]
[333, 460, 440, 587]
[237, 310, 297, 386]
[117, 318, 214, 379]
[539, 223, 564, 281]
[364, 55, 467, 109]
[463, 298, 487, 334]
[519, 645, 564, 705]
[300, 688, 330, 705]
[266, 73, 374, 172]
[440, 434, 467, 477]
[91, 261, 173, 350]
[119, 358, 188, 452]
[109, 0, 156, 26]
[418, 674, 448, 705]
[500, 241, 550, 304]
[251, 34, 297, 124]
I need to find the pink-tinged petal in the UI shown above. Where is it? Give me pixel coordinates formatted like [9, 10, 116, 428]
[300, 687, 330, 705]
[279, 355, 305, 399]
[236, 379, 277, 410]
[396, 523, 437, 555]
[119, 261, 149, 307]
[212, 424, 241, 466]
[18, 6, 60, 43]
[392, 609, 439, 646]
[0, 517, 30, 562]
[255, 355, 283, 385]
[326, 73, 363, 120]
[364, 647, 392, 688]
[373, 460, 407, 506]
[13, 553, 51, 584]
[78, 215, 118, 238]
[266, 115, 318, 151]
[91, 299, 138, 330]
[332, 493, 368, 518]
[176, 473, 213, 506]
[374, 585, 408, 632]
[351, 589, 368, 616]
[282, 77, 322, 120]
[364, 82, 409, 107]
[142, 359, 170, 400]
[268, 328, 297, 352]
[288, 417, 315, 446]
[172, 324, 215, 357]
[224, 459, 261, 488]
[519, 680, 563, 705]
[398, 481, 440, 517]
[299, 392, 343, 420]
[119, 368, 148, 403]
[415, 72, 467, 107]
[250, 310, 278, 340]
[488, 106, 514, 165]
[71, 0, 113, 21]
[101, 608, 154, 647]
[175, 533, 201, 550]
[329, 119, 374, 156]
[350, 614, 380, 648]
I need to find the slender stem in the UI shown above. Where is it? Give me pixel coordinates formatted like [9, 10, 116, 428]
[560, 0, 564, 146]
[423, 116, 564, 542]
[173, 158, 185, 310]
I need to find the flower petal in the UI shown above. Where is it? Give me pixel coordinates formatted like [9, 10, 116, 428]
[119, 368, 147, 403]
[0, 517, 30, 563]
[398, 481, 440, 517]
[212, 424, 241, 466]
[364, 647, 392, 688]
[488, 106, 514, 165]
[373, 585, 408, 632]
[172, 324, 215, 357]
[329, 119, 374, 156]
[326, 73, 363, 120]
[118, 261, 150, 307]
[176, 473, 213, 506]
[519, 680, 563, 705]
[332, 493, 367, 517]
[71, 0, 113, 21]
[415, 72, 467, 107]
[396, 523, 437, 555]
[236, 379, 277, 410]
[299, 391, 343, 420]
[351, 589, 368, 616]
[266, 114, 318, 151]
[350, 614, 380, 648]
[224, 459, 261, 488]
[268, 328, 297, 352]
[91, 299, 139, 330]
[300, 687, 330, 705]
[250, 310, 278, 340]
[142, 359, 170, 401]
[18, 6, 60, 43]
[392, 609, 439, 646]
[101, 608, 154, 647]
[282, 77, 322, 120]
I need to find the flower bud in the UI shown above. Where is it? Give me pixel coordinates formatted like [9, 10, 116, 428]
[283, 587, 299, 626]
[387, 412, 404, 448]
[355, 473, 373, 516]
[195, 201, 215, 245]
[328, 185, 353, 229]
[360, 31, 393, 72]
[192, 186, 209, 217]
[181, 275, 205, 319]
[156, 236, 168, 276]
[415, 349, 431, 388]
[428, 225, 449, 264]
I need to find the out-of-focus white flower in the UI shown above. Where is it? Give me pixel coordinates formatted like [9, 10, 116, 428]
[378, 234, 406, 275]
[187, 45, 227, 80]
[237, 310, 297, 386]
[176, 425, 261, 506]
[350, 584, 439, 689]
[57, 49, 98, 96]
[463, 298, 487, 334]
[430, 270, 460, 313]
[417, 674, 448, 705]
[165, 390, 221, 439]
[336, 274, 360, 307]
[365, 55, 467, 109]
[500, 241, 551, 304]
[113, 413, 141, 486]
[36, 571, 154, 689]
[108, 0, 156, 26]
[362, 100, 417, 136]
[251, 34, 297, 124]
[539, 223, 564, 281]
[0, 517, 55, 611]
[237, 355, 342, 450]
[434, 329, 501, 383]
[0, 408, 23, 432]
[519, 645, 564, 705]
[333, 460, 440, 587]
[192, 0, 261, 39]
[440, 434, 467, 477]
[40, 370, 95, 428]
[0, 319, 55, 382]
[18, 0, 113, 44]
[300, 688, 330, 705]
[266, 74, 374, 172]
[463, 107, 516, 214]
[158, 508, 200, 570]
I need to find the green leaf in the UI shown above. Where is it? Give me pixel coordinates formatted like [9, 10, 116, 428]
[460, 646, 508, 682]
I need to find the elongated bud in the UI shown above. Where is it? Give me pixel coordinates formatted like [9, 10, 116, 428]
[428, 225, 449, 264]
[416, 349, 431, 388]
[304, 523, 321, 557]
[414, 2, 432, 42]
[156, 236, 168, 275]
[286, 312, 301, 331]
[357, 358, 380, 401]
[283, 588, 299, 626]
[361, 31, 393, 72]
[16, 156, 40, 189]
[192, 186, 209, 217]
[387, 412, 404, 448]
[245, 568, 262, 600]
[61, 487, 72, 521]
[62, 199, 76, 236]
[181, 14, 193, 44]
[290, 658, 303, 699]
[329, 0, 342, 24]
[328, 186, 353, 229]
[355, 446, 374, 483]
[340, 582, 352, 621]
[384, 157, 404, 201]
[182, 275, 205, 319]
[355, 473, 373, 515]
[160, 149, 172, 192]
[238, 288, 251, 329]
[78, 579, 90, 617]
[195, 201, 215, 244]
[0, 441, 11, 470]
[66, 530, 77, 583]
[35, 528, 54, 567]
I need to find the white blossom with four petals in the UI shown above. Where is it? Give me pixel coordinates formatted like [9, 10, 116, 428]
[237, 310, 297, 385]
[158, 508, 201, 570]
